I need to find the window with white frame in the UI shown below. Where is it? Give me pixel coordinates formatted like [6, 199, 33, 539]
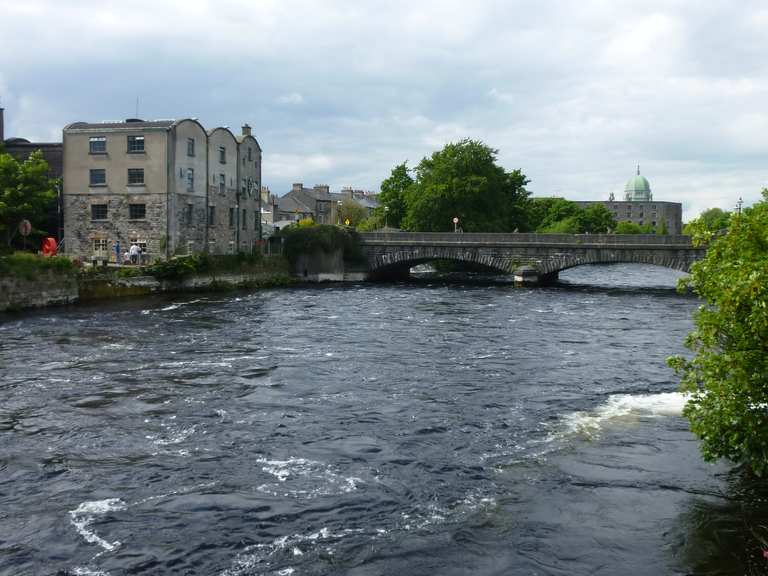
[186, 168, 194, 192]
[93, 238, 109, 253]
[89, 137, 106, 154]
[127, 135, 145, 153]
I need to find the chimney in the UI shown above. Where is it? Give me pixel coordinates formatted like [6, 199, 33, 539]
[0, 107, 4, 142]
[292, 183, 303, 193]
[314, 184, 329, 195]
[242, 123, 252, 136]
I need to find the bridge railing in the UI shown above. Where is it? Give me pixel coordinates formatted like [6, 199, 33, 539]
[359, 232, 695, 246]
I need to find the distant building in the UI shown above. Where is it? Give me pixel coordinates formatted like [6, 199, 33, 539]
[274, 183, 379, 227]
[575, 168, 682, 234]
[62, 118, 262, 263]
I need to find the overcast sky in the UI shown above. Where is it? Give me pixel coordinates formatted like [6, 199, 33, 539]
[1, 0, 766, 219]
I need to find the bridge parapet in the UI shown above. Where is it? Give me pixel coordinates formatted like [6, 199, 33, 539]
[359, 232, 695, 247]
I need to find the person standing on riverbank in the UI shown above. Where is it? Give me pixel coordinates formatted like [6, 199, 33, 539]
[129, 242, 139, 265]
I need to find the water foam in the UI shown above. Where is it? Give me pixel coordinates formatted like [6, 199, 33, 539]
[255, 456, 363, 497]
[69, 498, 126, 552]
[558, 392, 689, 438]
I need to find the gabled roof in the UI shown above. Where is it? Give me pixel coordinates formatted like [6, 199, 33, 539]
[277, 195, 314, 214]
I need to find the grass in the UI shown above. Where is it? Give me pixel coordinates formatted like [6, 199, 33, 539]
[0, 252, 76, 280]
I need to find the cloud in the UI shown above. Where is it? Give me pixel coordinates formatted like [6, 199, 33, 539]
[276, 92, 304, 105]
[2, 0, 767, 217]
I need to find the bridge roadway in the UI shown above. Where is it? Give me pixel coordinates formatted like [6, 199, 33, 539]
[357, 232, 706, 282]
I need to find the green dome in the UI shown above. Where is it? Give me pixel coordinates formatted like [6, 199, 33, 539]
[624, 168, 652, 201]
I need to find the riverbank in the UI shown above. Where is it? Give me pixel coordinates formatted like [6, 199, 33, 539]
[0, 253, 296, 312]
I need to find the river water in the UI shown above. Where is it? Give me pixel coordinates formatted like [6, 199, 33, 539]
[2, 264, 767, 575]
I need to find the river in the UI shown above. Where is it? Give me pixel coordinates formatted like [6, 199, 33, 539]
[1, 264, 767, 575]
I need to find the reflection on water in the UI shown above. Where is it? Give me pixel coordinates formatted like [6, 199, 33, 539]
[1, 264, 767, 575]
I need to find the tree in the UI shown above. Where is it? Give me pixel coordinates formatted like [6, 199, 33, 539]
[0, 150, 58, 248]
[683, 207, 732, 238]
[527, 198, 615, 233]
[401, 139, 529, 232]
[580, 203, 616, 234]
[614, 221, 654, 234]
[338, 198, 367, 227]
[669, 190, 768, 475]
[528, 197, 580, 231]
[377, 162, 412, 229]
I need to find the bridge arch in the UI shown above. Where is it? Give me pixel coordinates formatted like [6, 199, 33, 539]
[367, 247, 514, 280]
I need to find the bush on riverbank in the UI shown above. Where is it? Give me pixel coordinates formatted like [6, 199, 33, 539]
[0, 252, 76, 280]
[145, 252, 290, 281]
[277, 224, 365, 266]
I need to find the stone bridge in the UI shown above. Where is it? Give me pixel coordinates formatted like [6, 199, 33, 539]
[358, 232, 706, 283]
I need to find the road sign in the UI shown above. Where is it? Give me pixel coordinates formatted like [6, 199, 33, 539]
[18, 219, 32, 236]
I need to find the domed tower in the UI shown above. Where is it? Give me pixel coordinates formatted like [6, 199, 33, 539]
[624, 165, 652, 201]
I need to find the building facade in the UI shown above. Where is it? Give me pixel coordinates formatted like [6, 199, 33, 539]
[62, 118, 262, 263]
[575, 169, 682, 234]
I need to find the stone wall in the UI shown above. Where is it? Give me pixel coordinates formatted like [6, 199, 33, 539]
[0, 270, 78, 312]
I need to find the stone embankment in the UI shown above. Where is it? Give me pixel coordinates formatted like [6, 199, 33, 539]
[0, 269, 79, 311]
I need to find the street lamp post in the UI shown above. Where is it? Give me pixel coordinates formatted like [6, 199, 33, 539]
[384, 205, 389, 229]
[453, 216, 459, 233]
[337, 200, 343, 225]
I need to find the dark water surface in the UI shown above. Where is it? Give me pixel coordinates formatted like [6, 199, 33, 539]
[2, 265, 766, 575]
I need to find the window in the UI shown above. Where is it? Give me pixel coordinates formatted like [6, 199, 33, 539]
[89, 137, 106, 154]
[228, 207, 235, 228]
[187, 137, 195, 157]
[93, 239, 109, 253]
[127, 135, 145, 153]
[208, 205, 215, 226]
[129, 203, 146, 220]
[219, 173, 225, 195]
[91, 204, 108, 220]
[89, 169, 106, 186]
[248, 147, 252, 161]
[186, 168, 194, 192]
[186, 203, 193, 223]
[242, 209, 247, 229]
[128, 168, 145, 186]
[219, 146, 226, 164]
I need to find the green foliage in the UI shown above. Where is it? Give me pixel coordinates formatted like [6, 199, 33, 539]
[277, 224, 365, 265]
[401, 139, 530, 232]
[377, 162, 412, 229]
[145, 252, 281, 281]
[356, 213, 384, 232]
[338, 198, 367, 227]
[684, 207, 732, 244]
[297, 217, 315, 228]
[656, 220, 669, 235]
[669, 189, 768, 475]
[529, 198, 615, 234]
[0, 151, 58, 247]
[614, 221, 654, 234]
[0, 252, 75, 280]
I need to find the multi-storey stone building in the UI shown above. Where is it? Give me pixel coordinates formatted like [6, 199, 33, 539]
[575, 168, 683, 234]
[62, 118, 262, 263]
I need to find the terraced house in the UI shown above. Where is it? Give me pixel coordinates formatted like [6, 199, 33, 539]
[62, 118, 262, 263]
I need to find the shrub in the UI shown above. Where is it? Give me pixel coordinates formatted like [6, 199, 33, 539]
[0, 252, 76, 280]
